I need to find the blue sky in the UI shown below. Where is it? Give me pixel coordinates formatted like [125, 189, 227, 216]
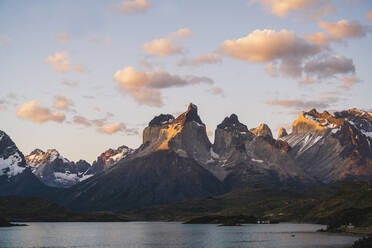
[1, 0, 371, 163]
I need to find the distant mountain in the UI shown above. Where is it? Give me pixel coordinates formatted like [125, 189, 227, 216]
[281, 108, 372, 183]
[85, 145, 134, 176]
[25, 149, 92, 188]
[0, 130, 55, 198]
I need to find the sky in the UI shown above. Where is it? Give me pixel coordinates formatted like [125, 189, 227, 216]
[1, 0, 371, 163]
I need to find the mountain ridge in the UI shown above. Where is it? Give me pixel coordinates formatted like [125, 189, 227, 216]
[1, 104, 371, 212]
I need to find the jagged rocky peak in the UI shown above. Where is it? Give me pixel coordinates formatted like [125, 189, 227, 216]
[0, 130, 27, 177]
[217, 114, 249, 133]
[250, 123, 273, 138]
[213, 113, 252, 155]
[149, 114, 175, 126]
[143, 114, 175, 145]
[98, 145, 133, 166]
[277, 128, 288, 139]
[292, 109, 345, 134]
[139, 103, 211, 163]
[25, 148, 45, 165]
[334, 108, 372, 138]
[173, 103, 203, 126]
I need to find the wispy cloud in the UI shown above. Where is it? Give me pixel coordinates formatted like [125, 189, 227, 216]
[249, 0, 335, 19]
[56, 32, 70, 44]
[143, 28, 192, 57]
[62, 81, 79, 87]
[74, 65, 86, 73]
[340, 76, 361, 89]
[178, 53, 222, 67]
[265, 98, 336, 110]
[304, 55, 355, 79]
[114, 0, 152, 16]
[307, 19, 370, 46]
[53, 95, 73, 110]
[98, 122, 138, 135]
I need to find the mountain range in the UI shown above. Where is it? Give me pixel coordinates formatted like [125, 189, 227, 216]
[0, 103, 371, 212]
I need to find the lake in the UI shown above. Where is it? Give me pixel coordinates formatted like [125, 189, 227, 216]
[0, 222, 359, 248]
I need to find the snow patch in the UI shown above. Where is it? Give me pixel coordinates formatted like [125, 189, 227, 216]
[0, 153, 25, 177]
[362, 131, 372, 138]
[210, 148, 220, 159]
[251, 158, 264, 163]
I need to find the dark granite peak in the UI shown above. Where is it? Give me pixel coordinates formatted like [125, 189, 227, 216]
[217, 114, 248, 132]
[149, 114, 175, 126]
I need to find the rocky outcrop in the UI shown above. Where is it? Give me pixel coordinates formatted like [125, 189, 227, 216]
[250, 124, 273, 138]
[213, 114, 253, 155]
[143, 114, 175, 145]
[277, 128, 288, 139]
[138, 103, 212, 164]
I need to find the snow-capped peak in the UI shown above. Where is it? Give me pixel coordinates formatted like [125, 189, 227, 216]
[0, 130, 26, 177]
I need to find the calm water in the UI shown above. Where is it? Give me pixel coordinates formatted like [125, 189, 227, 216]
[0, 222, 359, 248]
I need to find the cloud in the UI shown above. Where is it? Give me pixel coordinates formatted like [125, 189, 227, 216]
[306, 19, 369, 46]
[179, 53, 222, 66]
[208, 86, 225, 96]
[74, 65, 86, 73]
[53, 95, 73, 110]
[220, 29, 322, 78]
[340, 76, 361, 89]
[368, 10, 372, 22]
[16, 100, 65, 123]
[73, 115, 92, 127]
[265, 63, 279, 77]
[318, 19, 369, 41]
[73, 113, 111, 128]
[62, 81, 79, 87]
[249, 0, 335, 19]
[265, 97, 338, 110]
[45, 51, 71, 73]
[299, 77, 316, 85]
[73, 113, 138, 135]
[304, 55, 355, 79]
[305, 32, 330, 46]
[114, 0, 151, 16]
[143, 28, 192, 56]
[220, 29, 321, 63]
[98, 122, 138, 135]
[114, 66, 213, 107]
[56, 32, 70, 44]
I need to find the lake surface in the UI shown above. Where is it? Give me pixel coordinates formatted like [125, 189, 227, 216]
[0, 222, 359, 248]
